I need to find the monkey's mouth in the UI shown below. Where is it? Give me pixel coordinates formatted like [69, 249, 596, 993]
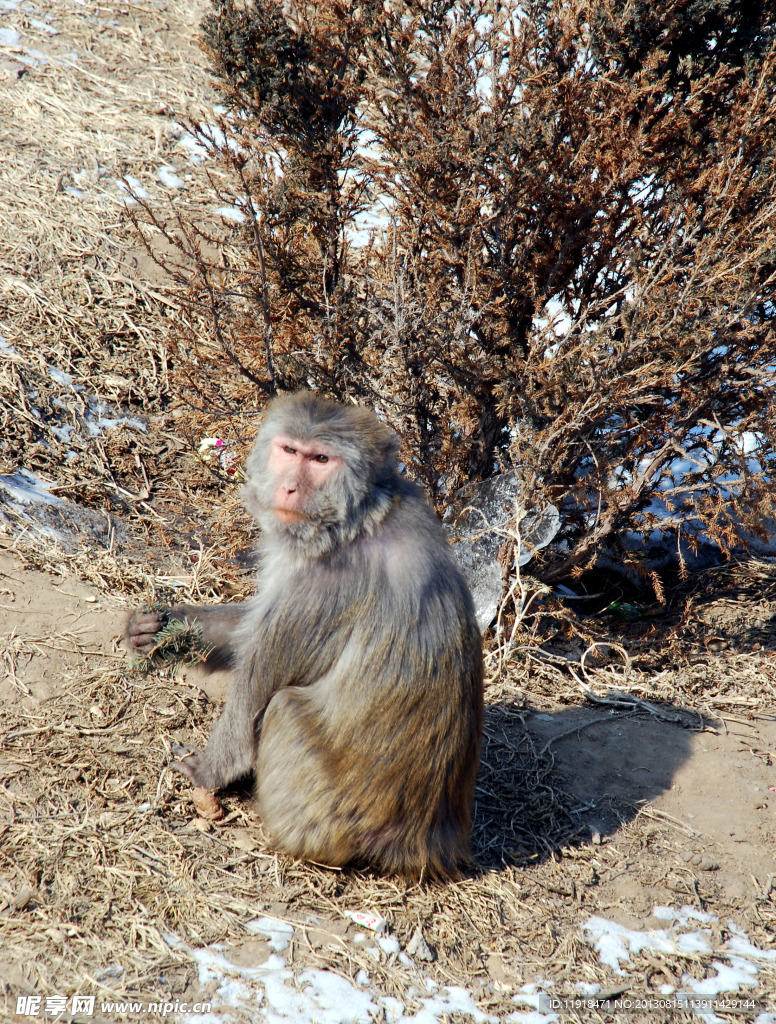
[272, 508, 311, 524]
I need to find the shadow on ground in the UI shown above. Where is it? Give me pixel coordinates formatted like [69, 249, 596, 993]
[472, 700, 696, 870]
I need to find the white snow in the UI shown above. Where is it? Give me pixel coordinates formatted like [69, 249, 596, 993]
[17, 47, 48, 65]
[48, 366, 75, 387]
[583, 906, 776, 1019]
[175, 122, 248, 165]
[83, 398, 146, 436]
[31, 19, 58, 34]
[117, 175, 150, 202]
[168, 924, 499, 1024]
[583, 917, 678, 973]
[377, 934, 401, 955]
[508, 982, 559, 1022]
[652, 905, 716, 924]
[245, 917, 294, 953]
[158, 164, 185, 189]
[0, 469, 60, 507]
[215, 205, 246, 224]
[0, 335, 19, 358]
[682, 957, 758, 997]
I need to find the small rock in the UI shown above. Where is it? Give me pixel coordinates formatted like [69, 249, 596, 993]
[405, 926, 435, 962]
[11, 886, 36, 911]
[698, 859, 719, 871]
[192, 787, 225, 822]
[232, 831, 258, 853]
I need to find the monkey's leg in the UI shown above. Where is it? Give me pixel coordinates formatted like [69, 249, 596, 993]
[126, 603, 246, 670]
[253, 686, 360, 867]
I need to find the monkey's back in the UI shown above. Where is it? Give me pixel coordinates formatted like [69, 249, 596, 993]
[253, 483, 484, 878]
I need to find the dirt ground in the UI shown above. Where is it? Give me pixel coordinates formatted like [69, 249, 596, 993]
[2, 542, 775, 1022]
[6, 553, 771, 929]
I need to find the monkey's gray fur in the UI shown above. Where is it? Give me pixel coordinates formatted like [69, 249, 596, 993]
[126, 392, 483, 878]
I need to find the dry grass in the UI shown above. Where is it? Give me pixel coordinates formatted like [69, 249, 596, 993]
[2, 550, 775, 1017]
[0, 655, 586, 1011]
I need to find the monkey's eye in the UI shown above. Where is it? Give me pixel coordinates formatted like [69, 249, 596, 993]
[313, 454, 329, 463]
[283, 445, 297, 455]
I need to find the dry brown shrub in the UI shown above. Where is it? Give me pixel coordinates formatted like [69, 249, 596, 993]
[127, 0, 776, 584]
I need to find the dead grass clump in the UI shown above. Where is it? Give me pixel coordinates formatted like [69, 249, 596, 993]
[0, 0, 259, 568]
[0, 652, 595, 1014]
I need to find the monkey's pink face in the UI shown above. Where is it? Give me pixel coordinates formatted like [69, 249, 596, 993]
[267, 435, 343, 523]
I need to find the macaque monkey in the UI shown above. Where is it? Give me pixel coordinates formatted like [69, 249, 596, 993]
[126, 393, 483, 878]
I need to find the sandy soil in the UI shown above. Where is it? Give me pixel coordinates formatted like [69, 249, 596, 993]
[3, 546, 774, 919]
[2, 543, 775, 1022]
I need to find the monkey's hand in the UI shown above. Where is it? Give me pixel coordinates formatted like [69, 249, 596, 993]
[170, 742, 218, 789]
[125, 608, 166, 655]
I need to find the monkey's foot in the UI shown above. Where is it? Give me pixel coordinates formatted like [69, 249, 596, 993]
[170, 742, 215, 788]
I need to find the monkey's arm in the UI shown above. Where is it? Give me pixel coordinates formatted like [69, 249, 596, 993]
[169, 582, 354, 790]
[125, 603, 246, 671]
[171, 660, 260, 788]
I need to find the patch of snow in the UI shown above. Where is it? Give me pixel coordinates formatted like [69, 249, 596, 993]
[0, 26, 20, 44]
[509, 981, 559, 1020]
[51, 424, 75, 443]
[0, 335, 19, 358]
[724, 923, 776, 962]
[17, 47, 48, 65]
[244, 917, 294, 953]
[677, 931, 712, 955]
[573, 982, 601, 996]
[84, 399, 146, 436]
[652, 905, 716, 924]
[117, 175, 150, 202]
[48, 366, 74, 387]
[682, 957, 759, 996]
[30, 18, 58, 34]
[215, 205, 246, 224]
[377, 934, 401, 955]
[583, 917, 678, 973]
[418, 985, 496, 1023]
[158, 164, 184, 189]
[174, 122, 247, 165]
[584, 907, 776, 1015]
[177, 131, 209, 164]
[168, 924, 498, 1024]
[0, 469, 59, 508]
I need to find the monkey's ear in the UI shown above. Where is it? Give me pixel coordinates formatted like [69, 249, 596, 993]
[355, 413, 400, 482]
